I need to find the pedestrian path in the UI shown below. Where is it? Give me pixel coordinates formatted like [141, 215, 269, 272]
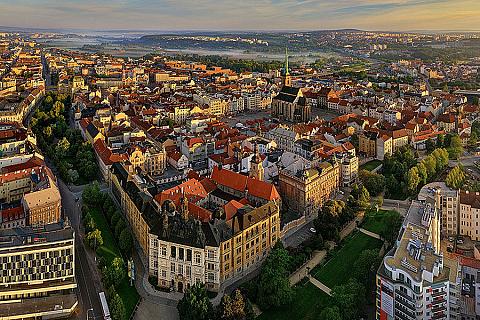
[358, 227, 383, 240]
[307, 274, 331, 296]
[289, 250, 327, 286]
[289, 215, 364, 287]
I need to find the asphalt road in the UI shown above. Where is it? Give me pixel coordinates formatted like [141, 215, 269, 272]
[57, 179, 103, 320]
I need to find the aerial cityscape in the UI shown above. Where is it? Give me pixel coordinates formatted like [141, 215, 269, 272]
[1, 1, 480, 320]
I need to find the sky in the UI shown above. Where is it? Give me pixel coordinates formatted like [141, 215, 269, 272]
[0, 0, 479, 32]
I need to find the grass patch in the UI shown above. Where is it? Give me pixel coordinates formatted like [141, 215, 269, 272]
[88, 208, 120, 263]
[312, 232, 383, 288]
[362, 209, 399, 235]
[360, 160, 382, 171]
[89, 208, 139, 319]
[257, 282, 332, 320]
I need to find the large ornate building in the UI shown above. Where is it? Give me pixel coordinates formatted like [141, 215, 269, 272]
[279, 160, 340, 219]
[110, 163, 281, 293]
[271, 50, 311, 123]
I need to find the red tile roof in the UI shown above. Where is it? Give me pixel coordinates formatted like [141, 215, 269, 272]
[211, 166, 280, 202]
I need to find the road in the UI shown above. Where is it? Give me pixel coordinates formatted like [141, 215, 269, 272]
[282, 221, 315, 248]
[57, 179, 104, 320]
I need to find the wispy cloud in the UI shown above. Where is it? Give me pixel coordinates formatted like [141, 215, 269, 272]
[0, 0, 478, 31]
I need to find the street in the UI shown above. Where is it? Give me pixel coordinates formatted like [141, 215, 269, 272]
[57, 179, 104, 320]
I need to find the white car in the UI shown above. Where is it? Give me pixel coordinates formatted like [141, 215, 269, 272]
[310, 228, 317, 233]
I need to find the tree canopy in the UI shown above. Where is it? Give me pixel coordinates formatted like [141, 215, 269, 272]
[177, 283, 214, 320]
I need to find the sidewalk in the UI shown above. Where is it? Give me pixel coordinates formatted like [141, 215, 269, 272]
[307, 274, 331, 296]
[289, 250, 326, 286]
[358, 228, 383, 240]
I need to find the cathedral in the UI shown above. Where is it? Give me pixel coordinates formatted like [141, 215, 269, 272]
[271, 48, 311, 123]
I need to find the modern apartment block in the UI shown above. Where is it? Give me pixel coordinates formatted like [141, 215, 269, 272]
[376, 199, 461, 320]
[0, 222, 77, 319]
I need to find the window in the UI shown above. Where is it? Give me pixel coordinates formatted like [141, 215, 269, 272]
[195, 253, 201, 264]
[161, 247, 167, 256]
[187, 249, 192, 262]
[171, 246, 176, 258]
[208, 273, 215, 282]
[179, 248, 184, 260]
[171, 263, 175, 274]
[207, 250, 215, 260]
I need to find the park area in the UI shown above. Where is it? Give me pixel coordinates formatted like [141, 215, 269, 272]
[360, 159, 382, 171]
[312, 231, 384, 287]
[258, 230, 384, 320]
[89, 207, 140, 319]
[361, 208, 401, 236]
[257, 280, 332, 320]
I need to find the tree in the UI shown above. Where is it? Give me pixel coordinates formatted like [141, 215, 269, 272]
[352, 249, 382, 287]
[331, 279, 366, 320]
[67, 169, 79, 183]
[446, 166, 466, 189]
[109, 291, 125, 320]
[469, 131, 478, 149]
[358, 169, 385, 196]
[177, 283, 214, 320]
[104, 257, 126, 289]
[355, 185, 371, 209]
[83, 212, 96, 233]
[425, 138, 435, 153]
[111, 212, 121, 228]
[406, 167, 420, 195]
[86, 229, 103, 251]
[436, 134, 445, 148]
[119, 229, 133, 256]
[256, 243, 293, 310]
[448, 134, 463, 160]
[416, 163, 428, 185]
[52, 101, 65, 117]
[115, 218, 126, 239]
[382, 211, 403, 244]
[421, 156, 437, 178]
[43, 126, 53, 140]
[319, 306, 342, 320]
[82, 182, 104, 206]
[219, 289, 246, 320]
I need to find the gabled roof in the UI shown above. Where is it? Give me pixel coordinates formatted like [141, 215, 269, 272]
[211, 166, 280, 201]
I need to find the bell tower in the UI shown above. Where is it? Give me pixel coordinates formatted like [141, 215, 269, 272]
[283, 47, 292, 87]
[249, 143, 264, 181]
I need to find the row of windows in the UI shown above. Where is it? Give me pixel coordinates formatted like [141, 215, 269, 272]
[0, 262, 73, 278]
[0, 251, 72, 263]
[1, 268, 73, 284]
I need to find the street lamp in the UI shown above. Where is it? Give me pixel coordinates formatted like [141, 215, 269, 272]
[87, 308, 94, 320]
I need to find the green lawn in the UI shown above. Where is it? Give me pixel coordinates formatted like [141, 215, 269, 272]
[362, 209, 400, 235]
[89, 208, 120, 263]
[257, 281, 332, 320]
[88, 208, 140, 319]
[312, 232, 383, 288]
[360, 160, 382, 171]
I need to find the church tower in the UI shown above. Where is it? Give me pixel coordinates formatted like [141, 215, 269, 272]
[283, 48, 292, 87]
[249, 143, 264, 181]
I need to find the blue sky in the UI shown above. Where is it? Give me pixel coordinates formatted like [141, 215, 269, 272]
[0, 0, 478, 31]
